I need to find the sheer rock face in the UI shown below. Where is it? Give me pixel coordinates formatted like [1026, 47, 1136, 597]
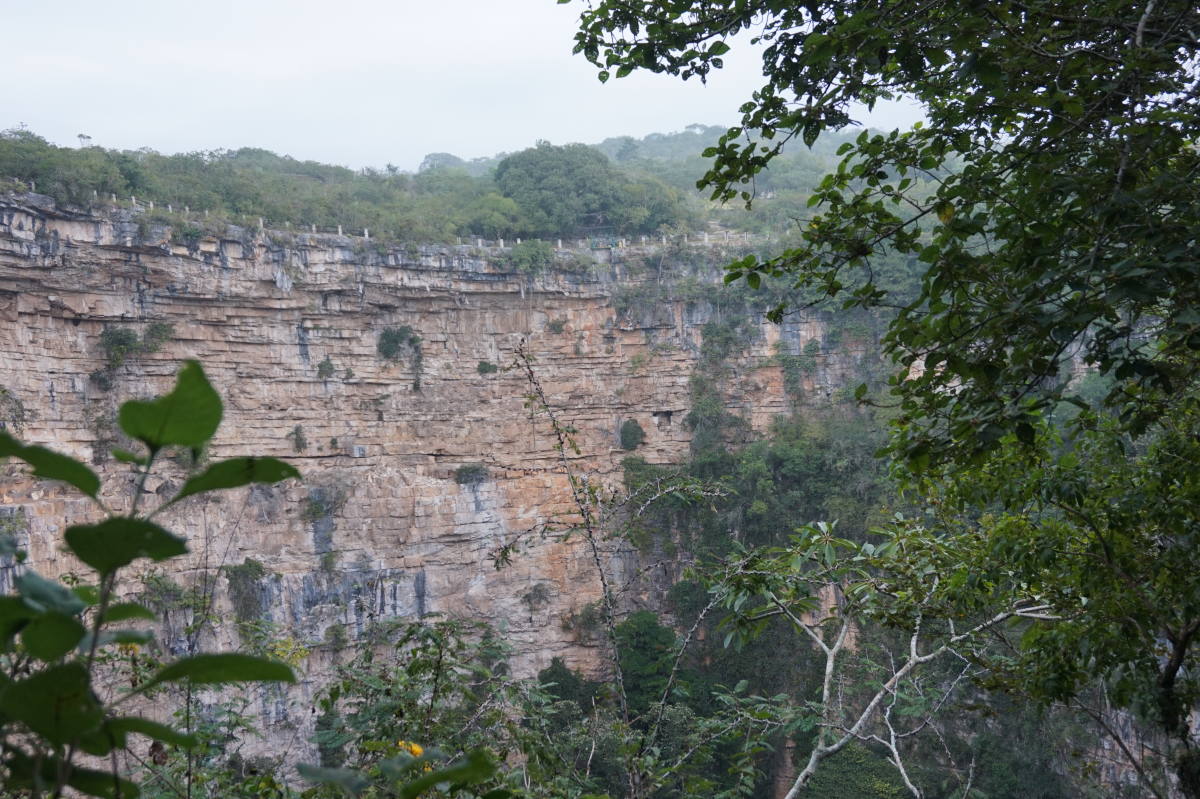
[0, 195, 874, 742]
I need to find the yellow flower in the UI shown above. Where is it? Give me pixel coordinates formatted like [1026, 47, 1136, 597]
[396, 740, 424, 757]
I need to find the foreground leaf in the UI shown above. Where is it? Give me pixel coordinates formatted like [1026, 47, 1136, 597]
[107, 716, 198, 748]
[21, 611, 86, 660]
[169, 456, 300, 506]
[0, 596, 35, 646]
[139, 652, 295, 694]
[119, 360, 221, 452]
[103, 602, 157, 623]
[0, 662, 103, 745]
[0, 431, 100, 498]
[6, 751, 140, 799]
[17, 571, 87, 615]
[65, 517, 187, 576]
[398, 750, 498, 799]
[297, 764, 371, 796]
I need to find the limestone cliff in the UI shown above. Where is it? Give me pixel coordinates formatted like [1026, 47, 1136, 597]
[0, 193, 879, 748]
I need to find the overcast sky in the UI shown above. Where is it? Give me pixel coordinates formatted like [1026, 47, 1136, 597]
[4, 0, 923, 171]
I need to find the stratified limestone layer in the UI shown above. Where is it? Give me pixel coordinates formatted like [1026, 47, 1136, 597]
[0, 195, 875, 751]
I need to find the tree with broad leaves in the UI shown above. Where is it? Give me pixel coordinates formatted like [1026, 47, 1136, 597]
[568, 0, 1200, 463]
[565, 1, 1200, 795]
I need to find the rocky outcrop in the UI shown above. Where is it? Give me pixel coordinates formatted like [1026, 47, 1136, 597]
[0, 194, 880, 750]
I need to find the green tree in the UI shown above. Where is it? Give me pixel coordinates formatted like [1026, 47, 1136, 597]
[571, 0, 1200, 464]
[568, 1, 1200, 794]
[495, 141, 685, 236]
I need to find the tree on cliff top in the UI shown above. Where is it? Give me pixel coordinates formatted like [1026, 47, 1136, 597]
[495, 141, 688, 236]
[566, 0, 1200, 793]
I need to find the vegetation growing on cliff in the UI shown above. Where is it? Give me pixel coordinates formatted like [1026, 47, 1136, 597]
[377, 325, 424, 391]
[454, 463, 489, 486]
[89, 322, 176, 391]
[618, 419, 644, 450]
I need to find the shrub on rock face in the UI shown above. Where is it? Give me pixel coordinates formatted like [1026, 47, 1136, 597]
[377, 326, 420, 361]
[377, 326, 424, 391]
[99, 327, 142, 368]
[477, 360, 499, 375]
[94, 322, 177, 391]
[455, 463, 488, 485]
[620, 418, 645, 450]
[142, 321, 174, 353]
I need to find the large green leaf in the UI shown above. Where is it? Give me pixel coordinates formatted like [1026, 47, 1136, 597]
[118, 361, 222, 452]
[79, 628, 154, 653]
[65, 765, 141, 799]
[0, 596, 35, 648]
[0, 431, 100, 498]
[5, 751, 140, 799]
[169, 456, 300, 506]
[65, 517, 187, 576]
[297, 764, 371, 796]
[0, 662, 103, 745]
[397, 750, 498, 799]
[103, 602, 157, 623]
[107, 716, 198, 748]
[139, 653, 295, 694]
[17, 571, 87, 615]
[21, 611, 86, 661]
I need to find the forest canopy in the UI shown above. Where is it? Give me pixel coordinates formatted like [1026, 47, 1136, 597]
[0, 124, 869, 244]
[0, 129, 696, 242]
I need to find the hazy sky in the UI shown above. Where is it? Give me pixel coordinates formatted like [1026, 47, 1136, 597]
[4, 0, 923, 170]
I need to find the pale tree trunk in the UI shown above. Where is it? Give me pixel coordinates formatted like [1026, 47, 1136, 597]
[772, 738, 798, 799]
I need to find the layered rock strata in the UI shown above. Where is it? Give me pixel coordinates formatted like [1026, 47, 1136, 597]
[0, 194, 877, 747]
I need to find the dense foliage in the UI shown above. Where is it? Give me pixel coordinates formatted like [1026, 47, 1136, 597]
[494, 142, 687, 237]
[0, 129, 694, 241]
[570, 0, 1200, 794]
